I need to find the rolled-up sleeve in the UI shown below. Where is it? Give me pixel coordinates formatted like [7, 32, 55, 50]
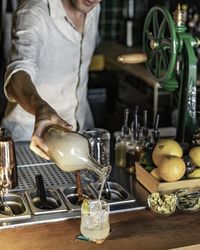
[4, 6, 44, 101]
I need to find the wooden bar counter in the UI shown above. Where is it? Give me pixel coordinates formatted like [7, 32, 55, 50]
[0, 158, 199, 249]
[1, 199, 200, 249]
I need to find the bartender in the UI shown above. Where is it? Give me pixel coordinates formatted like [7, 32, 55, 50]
[1, 0, 102, 159]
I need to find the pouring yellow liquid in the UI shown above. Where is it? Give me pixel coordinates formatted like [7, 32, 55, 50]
[42, 126, 112, 196]
[42, 126, 112, 242]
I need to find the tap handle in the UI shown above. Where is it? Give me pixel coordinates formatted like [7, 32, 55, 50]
[122, 108, 129, 135]
[154, 113, 160, 132]
[153, 113, 160, 143]
[143, 110, 147, 127]
[124, 108, 129, 126]
[134, 113, 139, 140]
[143, 110, 148, 137]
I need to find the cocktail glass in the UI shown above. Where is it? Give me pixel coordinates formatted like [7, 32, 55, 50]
[80, 199, 110, 241]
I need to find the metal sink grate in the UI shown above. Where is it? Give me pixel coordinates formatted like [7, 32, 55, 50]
[14, 142, 98, 191]
[16, 143, 49, 165]
[15, 164, 77, 190]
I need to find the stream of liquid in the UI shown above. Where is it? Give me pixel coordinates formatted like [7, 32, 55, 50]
[80, 174, 110, 241]
[98, 176, 107, 200]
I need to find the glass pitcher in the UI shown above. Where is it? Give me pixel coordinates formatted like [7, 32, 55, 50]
[42, 125, 112, 180]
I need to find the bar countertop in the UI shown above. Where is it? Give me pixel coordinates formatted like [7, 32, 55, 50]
[0, 143, 200, 250]
[1, 202, 200, 250]
[0, 162, 199, 250]
[0, 159, 199, 250]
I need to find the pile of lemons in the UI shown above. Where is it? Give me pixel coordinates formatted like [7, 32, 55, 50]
[150, 139, 200, 182]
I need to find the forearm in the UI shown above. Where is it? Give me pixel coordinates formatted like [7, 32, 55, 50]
[6, 70, 47, 116]
[6, 70, 72, 160]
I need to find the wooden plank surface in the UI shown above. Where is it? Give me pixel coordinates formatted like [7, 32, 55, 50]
[1, 209, 200, 250]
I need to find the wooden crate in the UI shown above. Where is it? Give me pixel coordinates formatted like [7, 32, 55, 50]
[135, 162, 200, 194]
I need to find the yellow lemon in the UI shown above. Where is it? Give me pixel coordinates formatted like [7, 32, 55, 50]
[158, 155, 186, 182]
[150, 168, 162, 181]
[188, 168, 200, 179]
[189, 146, 200, 167]
[152, 139, 183, 167]
[82, 199, 89, 215]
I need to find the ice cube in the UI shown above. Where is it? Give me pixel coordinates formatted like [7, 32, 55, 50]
[100, 210, 109, 222]
[82, 214, 99, 229]
[89, 200, 102, 214]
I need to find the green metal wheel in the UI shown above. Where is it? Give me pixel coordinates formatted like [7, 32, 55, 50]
[143, 6, 178, 91]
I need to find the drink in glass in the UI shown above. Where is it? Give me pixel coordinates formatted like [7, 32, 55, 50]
[80, 199, 110, 241]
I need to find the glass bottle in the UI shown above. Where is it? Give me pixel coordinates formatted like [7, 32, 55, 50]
[145, 114, 160, 155]
[42, 125, 112, 181]
[150, 113, 160, 147]
[115, 108, 130, 168]
[126, 112, 144, 174]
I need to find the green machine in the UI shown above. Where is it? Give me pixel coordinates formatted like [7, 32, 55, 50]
[119, 5, 200, 145]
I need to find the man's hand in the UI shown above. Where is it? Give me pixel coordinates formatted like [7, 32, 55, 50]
[30, 102, 72, 160]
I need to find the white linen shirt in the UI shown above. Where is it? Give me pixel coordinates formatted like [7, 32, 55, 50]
[2, 0, 100, 141]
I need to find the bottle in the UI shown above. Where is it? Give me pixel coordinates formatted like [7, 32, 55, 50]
[151, 113, 160, 146]
[144, 113, 160, 162]
[42, 125, 112, 181]
[138, 110, 160, 169]
[126, 112, 143, 174]
[115, 108, 130, 168]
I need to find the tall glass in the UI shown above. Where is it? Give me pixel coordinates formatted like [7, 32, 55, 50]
[80, 199, 110, 241]
[83, 128, 110, 166]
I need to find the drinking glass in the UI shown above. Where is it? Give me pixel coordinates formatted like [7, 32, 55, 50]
[80, 199, 110, 241]
[83, 128, 110, 166]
